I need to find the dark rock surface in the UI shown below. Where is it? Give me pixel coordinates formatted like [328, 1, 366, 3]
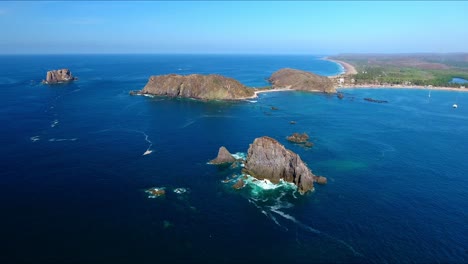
[209, 146, 236, 164]
[138, 74, 255, 100]
[287, 132, 309, 143]
[43, 69, 77, 84]
[243, 136, 320, 194]
[364, 98, 388, 103]
[269, 68, 336, 93]
[313, 176, 328, 185]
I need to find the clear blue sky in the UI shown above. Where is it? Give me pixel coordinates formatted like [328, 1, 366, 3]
[0, 1, 467, 54]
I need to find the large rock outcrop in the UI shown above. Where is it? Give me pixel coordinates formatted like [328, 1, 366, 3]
[43, 69, 77, 84]
[137, 74, 255, 100]
[209, 146, 236, 164]
[243, 136, 322, 194]
[269, 68, 335, 93]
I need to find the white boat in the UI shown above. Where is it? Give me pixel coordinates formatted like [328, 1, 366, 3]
[453, 104, 458, 108]
[143, 149, 153, 155]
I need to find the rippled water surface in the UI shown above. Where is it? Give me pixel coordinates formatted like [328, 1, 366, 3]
[0, 55, 467, 263]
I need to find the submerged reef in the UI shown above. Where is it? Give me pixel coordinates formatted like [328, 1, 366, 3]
[287, 132, 314, 148]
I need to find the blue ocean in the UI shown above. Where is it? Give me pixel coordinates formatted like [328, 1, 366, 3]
[0, 55, 467, 263]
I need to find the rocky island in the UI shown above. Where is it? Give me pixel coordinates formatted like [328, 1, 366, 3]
[42, 69, 77, 84]
[209, 146, 237, 164]
[210, 136, 326, 194]
[132, 68, 336, 101]
[269, 68, 336, 93]
[287, 132, 313, 147]
[243, 136, 325, 194]
[133, 74, 255, 100]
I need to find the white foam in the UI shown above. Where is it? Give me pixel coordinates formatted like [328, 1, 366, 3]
[173, 188, 188, 194]
[247, 100, 257, 103]
[245, 176, 296, 192]
[30, 136, 40, 142]
[270, 204, 362, 256]
[249, 198, 285, 229]
[51, 119, 59, 127]
[231, 152, 246, 160]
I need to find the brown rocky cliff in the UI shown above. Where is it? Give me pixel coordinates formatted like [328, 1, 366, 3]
[140, 74, 255, 100]
[243, 136, 316, 194]
[269, 68, 335, 93]
[43, 69, 77, 84]
[209, 146, 236, 164]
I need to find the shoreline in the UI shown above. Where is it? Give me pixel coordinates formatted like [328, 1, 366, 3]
[242, 87, 293, 99]
[324, 57, 467, 92]
[324, 58, 358, 77]
[337, 84, 468, 92]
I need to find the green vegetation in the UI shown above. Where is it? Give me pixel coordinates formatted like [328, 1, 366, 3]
[330, 53, 468, 87]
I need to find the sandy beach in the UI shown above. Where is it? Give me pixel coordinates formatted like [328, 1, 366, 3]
[242, 87, 293, 99]
[325, 58, 358, 77]
[337, 84, 468, 92]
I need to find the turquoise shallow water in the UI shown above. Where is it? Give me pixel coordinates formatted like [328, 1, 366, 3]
[0, 55, 467, 263]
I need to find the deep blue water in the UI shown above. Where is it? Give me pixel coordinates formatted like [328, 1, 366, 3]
[0, 55, 467, 263]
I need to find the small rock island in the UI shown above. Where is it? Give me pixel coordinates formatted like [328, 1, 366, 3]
[42, 69, 77, 84]
[209, 146, 237, 164]
[132, 68, 336, 101]
[287, 132, 313, 147]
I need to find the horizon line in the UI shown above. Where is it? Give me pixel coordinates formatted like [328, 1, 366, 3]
[1, 52, 467, 56]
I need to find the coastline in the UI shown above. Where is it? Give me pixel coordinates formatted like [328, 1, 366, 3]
[325, 58, 358, 77]
[337, 84, 468, 92]
[242, 87, 293, 100]
[325, 57, 467, 92]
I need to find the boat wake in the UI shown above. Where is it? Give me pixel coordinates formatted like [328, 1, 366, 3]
[140, 131, 153, 155]
[90, 127, 154, 156]
[49, 138, 78, 142]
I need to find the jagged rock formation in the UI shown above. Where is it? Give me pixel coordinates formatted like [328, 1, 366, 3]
[136, 74, 255, 100]
[269, 68, 335, 93]
[243, 136, 324, 194]
[209, 146, 236, 164]
[43, 69, 77, 84]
